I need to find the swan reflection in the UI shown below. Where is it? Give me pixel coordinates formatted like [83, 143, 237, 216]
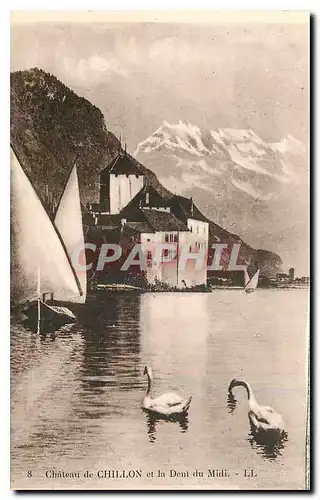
[226, 392, 237, 413]
[144, 410, 189, 444]
[248, 428, 288, 461]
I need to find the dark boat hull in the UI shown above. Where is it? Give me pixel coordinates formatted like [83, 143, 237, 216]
[22, 300, 76, 329]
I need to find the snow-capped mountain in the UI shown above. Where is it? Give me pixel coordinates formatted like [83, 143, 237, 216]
[135, 121, 308, 273]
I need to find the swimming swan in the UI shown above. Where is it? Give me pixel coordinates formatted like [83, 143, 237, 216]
[142, 366, 192, 417]
[228, 378, 286, 437]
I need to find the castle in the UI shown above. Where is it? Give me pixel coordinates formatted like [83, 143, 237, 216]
[87, 147, 209, 289]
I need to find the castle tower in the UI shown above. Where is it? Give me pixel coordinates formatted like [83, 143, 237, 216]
[99, 145, 144, 214]
[289, 267, 295, 281]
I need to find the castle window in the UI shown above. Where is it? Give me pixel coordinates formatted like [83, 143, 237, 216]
[147, 251, 152, 260]
[174, 234, 178, 242]
[165, 234, 169, 242]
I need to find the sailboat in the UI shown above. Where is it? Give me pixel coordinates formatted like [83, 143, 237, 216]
[11, 147, 86, 330]
[54, 158, 87, 305]
[244, 267, 260, 293]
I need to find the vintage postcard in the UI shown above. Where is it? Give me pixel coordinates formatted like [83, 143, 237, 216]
[10, 11, 310, 490]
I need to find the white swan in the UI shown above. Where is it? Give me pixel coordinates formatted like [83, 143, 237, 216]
[228, 378, 286, 436]
[142, 366, 192, 417]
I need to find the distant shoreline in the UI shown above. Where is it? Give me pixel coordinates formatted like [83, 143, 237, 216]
[90, 283, 309, 294]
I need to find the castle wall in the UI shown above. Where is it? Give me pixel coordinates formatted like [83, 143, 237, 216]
[141, 231, 178, 287]
[140, 221, 209, 288]
[178, 219, 209, 287]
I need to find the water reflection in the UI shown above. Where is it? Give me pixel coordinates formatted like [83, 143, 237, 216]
[248, 428, 288, 461]
[226, 392, 237, 413]
[29, 322, 75, 341]
[74, 293, 143, 420]
[23, 317, 62, 336]
[140, 294, 209, 397]
[79, 294, 141, 380]
[144, 410, 189, 444]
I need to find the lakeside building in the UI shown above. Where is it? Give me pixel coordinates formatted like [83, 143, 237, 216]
[269, 268, 309, 288]
[275, 272, 290, 281]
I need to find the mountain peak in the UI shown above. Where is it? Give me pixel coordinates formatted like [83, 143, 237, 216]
[135, 121, 304, 166]
[271, 134, 305, 155]
[134, 120, 207, 158]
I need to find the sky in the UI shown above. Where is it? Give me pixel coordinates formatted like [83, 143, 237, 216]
[11, 16, 309, 274]
[11, 19, 308, 152]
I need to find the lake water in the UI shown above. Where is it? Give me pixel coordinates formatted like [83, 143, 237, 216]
[11, 289, 309, 490]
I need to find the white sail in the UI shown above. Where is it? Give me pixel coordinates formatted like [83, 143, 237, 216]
[11, 148, 81, 304]
[244, 267, 250, 287]
[54, 164, 87, 303]
[245, 269, 260, 291]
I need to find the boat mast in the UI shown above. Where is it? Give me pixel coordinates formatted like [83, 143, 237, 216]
[37, 266, 41, 334]
[176, 231, 179, 287]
